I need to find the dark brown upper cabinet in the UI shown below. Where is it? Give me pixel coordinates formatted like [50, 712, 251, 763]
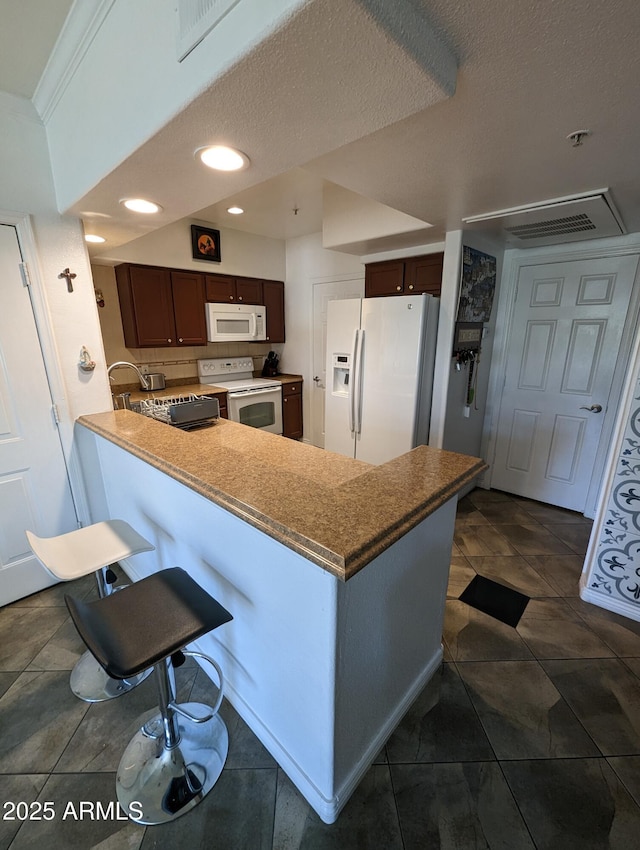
[364, 253, 443, 298]
[262, 279, 285, 344]
[115, 264, 207, 348]
[204, 274, 262, 304]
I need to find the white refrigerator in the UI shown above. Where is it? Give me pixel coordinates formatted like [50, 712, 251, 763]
[324, 294, 439, 464]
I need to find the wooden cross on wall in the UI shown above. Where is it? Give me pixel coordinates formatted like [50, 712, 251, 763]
[58, 268, 77, 292]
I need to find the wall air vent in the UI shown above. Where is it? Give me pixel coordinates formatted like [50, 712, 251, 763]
[176, 0, 242, 61]
[462, 191, 624, 248]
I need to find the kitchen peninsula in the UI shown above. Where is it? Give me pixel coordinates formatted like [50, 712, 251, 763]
[75, 410, 484, 822]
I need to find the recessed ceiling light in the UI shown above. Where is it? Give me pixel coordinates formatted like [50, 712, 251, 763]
[196, 145, 250, 172]
[121, 198, 162, 214]
[227, 206, 244, 215]
[85, 234, 106, 243]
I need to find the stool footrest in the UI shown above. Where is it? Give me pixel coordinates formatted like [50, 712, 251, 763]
[182, 650, 224, 717]
[168, 701, 214, 724]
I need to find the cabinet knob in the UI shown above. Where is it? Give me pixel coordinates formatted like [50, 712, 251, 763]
[284, 398, 288, 403]
[179, 338, 183, 343]
[229, 296, 234, 300]
[408, 284, 414, 290]
[167, 338, 172, 343]
[396, 285, 402, 291]
[238, 296, 243, 301]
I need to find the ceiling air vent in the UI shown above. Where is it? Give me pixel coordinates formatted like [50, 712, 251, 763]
[176, 0, 242, 61]
[462, 191, 624, 247]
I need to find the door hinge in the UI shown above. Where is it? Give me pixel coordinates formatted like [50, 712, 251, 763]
[52, 404, 61, 425]
[19, 262, 31, 287]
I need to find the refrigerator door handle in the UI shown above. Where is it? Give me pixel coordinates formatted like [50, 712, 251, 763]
[348, 329, 359, 434]
[354, 328, 365, 434]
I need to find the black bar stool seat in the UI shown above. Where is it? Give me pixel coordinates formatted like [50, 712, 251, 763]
[66, 567, 232, 679]
[65, 568, 233, 824]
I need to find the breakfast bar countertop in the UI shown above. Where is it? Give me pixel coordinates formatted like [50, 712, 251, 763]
[77, 410, 485, 580]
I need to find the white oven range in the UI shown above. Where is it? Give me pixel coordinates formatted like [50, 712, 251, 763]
[197, 357, 283, 434]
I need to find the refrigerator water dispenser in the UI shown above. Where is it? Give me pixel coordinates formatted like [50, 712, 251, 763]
[332, 353, 351, 396]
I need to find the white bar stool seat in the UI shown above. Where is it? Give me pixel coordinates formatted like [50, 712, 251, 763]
[26, 520, 153, 582]
[26, 519, 155, 703]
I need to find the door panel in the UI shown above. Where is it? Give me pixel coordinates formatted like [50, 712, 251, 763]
[519, 321, 556, 389]
[506, 410, 539, 472]
[311, 279, 364, 448]
[492, 255, 639, 511]
[545, 415, 584, 482]
[0, 224, 77, 605]
[562, 319, 605, 393]
[0, 474, 37, 565]
[324, 298, 362, 458]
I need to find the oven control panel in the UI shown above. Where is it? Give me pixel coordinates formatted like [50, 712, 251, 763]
[198, 357, 254, 379]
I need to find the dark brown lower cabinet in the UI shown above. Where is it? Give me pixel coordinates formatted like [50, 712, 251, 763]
[204, 391, 228, 419]
[282, 381, 303, 439]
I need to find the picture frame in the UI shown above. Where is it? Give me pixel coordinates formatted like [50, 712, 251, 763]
[191, 224, 221, 262]
[457, 246, 496, 323]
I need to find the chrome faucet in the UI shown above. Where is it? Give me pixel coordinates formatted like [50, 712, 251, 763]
[107, 361, 150, 390]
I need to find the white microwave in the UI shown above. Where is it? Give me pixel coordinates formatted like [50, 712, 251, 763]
[206, 303, 267, 342]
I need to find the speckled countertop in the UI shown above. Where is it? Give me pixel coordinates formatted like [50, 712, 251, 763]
[114, 374, 303, 403]
[77, 410, 485, 580]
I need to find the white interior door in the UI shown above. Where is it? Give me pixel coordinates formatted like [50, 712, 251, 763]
[0, 224, 77, 605]
[311, 278, 364, 447]
[492, 255, 639, 511]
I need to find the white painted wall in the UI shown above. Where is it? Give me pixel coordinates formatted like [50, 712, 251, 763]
[96, 217, 285, 279]
[282, 232, 364, 438]
[0, 92, 111, 462]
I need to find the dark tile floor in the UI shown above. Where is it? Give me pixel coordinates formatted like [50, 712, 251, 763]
[2, 489, 640, 848]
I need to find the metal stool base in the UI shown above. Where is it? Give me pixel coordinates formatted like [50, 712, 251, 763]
[116, 704, 228, 824]
[69, 650, 152, 703]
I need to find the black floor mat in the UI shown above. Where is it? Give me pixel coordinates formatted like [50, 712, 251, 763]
[459, 574, 530, 627]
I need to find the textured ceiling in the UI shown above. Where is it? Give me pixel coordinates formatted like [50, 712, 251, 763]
[4, 0, 640, 257]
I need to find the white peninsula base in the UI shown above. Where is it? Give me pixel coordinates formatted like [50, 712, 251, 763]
[77, 425, 458, 823]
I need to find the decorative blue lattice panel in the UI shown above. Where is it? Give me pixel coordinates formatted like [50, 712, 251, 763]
[620, 382, 640, 460]
[593, 528, 640, 604]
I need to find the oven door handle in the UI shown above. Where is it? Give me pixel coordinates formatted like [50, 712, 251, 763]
[229, 387, 280, 399]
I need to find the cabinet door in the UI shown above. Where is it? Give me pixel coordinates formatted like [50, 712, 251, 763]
[404, 253, 443, 295]
[203, 392, 228, 419]
[236, 277, 262, 304]
[171, 272, 207, 345]
[364, 261, 405, 297]
[262, 280, 285, 343]
[205, 274, 236, 302]
[282, 382, 303, 439]
[117, 265, 176, 347]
